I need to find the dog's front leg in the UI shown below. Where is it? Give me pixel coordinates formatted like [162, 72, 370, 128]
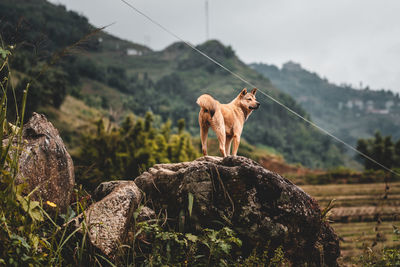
[232, 134, 241, 156]
[211, 113, 227, 157]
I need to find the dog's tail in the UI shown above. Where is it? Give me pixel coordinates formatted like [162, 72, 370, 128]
[197, 94, 218, 117]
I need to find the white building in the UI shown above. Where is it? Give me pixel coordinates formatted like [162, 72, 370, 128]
[354, 100, 364, 110]
[126, 48, 142, 56]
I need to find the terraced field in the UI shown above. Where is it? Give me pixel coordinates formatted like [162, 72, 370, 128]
[301, 182, 400, 264]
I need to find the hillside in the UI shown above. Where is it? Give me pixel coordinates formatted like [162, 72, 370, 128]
[0, 0, 348, 168]
[79, 37, 347, 168]
[251, 62, 400, 147]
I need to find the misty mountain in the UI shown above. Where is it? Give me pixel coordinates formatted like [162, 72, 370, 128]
[251, 62, 400, 146]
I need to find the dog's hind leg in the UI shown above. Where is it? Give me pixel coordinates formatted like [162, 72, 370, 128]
[225, 136, 232, 156]
[211, 115, 226, 157]
[200, 126, 209, 156]
[216, 129, 226, 157]
[199, 109, 210, 156]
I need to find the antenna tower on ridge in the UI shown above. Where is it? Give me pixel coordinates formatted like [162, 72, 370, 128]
[205, 0, 209, 40]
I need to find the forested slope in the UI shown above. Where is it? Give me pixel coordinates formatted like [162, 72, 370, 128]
[0, 0, 347, 168]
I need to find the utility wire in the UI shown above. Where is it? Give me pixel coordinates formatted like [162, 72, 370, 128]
[119, 0, 400, 177]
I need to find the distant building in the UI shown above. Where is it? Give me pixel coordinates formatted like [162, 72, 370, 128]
[126, 48, 142, 56]
[364, 100, 391, 114]
[366, 100, 374, 112]
[346, 100, 353, 109]
[372, 109, 389, 114]
[354, 100, 364, 110]
[385, 100, 394, 110]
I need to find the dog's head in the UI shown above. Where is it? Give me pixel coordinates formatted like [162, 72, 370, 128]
[238, 88, 260, 111]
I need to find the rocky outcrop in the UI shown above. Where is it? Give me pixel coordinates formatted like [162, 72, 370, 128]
[14, 113, 75, 210]
[92, 180, 132, 202]
[83, 180, 156, 258]
[134, 156, 340, 266]
[85, 181, 142, 258]
[76, 156, 339, 265]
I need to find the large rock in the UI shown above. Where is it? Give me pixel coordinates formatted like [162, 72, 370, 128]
[92, 180, 132, 202]
[15, 113, 75, 210]
[134, 156, 340, 266]
[85, 181, 143, 258]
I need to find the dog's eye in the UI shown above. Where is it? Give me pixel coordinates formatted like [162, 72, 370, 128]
[246, 98, 251, 100]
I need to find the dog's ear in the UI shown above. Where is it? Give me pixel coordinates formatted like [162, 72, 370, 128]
[240, 88, 247, 97]
[251, 88, 258, 96]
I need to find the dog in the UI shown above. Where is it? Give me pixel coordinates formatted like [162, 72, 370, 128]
[196, 88, 260, 157]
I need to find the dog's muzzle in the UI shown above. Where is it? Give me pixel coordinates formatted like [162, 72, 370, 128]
[249, 102, 260, 110]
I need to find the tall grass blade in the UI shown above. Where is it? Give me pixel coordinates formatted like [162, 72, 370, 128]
[188, 192, 194, 217]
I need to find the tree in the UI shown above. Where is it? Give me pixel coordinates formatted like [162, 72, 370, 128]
[75, 114, 199, 191]
[356, 132, 399, 171]
[383, 136, 395, 169]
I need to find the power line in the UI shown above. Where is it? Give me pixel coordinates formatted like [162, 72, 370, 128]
[119, 0, 400, 177]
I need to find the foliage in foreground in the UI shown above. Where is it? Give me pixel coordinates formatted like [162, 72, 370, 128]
[0, 44, 94, 266]
[117, 219, 286, 266]
[354, 223, 400, 266]
[132, 222, 242, 266]
[358, 247, 400, 267]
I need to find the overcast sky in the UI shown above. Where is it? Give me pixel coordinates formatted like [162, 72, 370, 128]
[49, 0, 400, 93]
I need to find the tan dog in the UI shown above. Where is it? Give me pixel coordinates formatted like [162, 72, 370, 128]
[196, 88, 260, 157]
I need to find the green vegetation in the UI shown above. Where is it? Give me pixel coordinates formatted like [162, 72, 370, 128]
[251, 62, 400, 148]
[292, 131, 400, 185]
[0, 0, 97, 120]
[75, 114, 199, 191]
[357, 132, 400, 171]
[125, 220, 286, 266]
[0, 44, 90, 266]
[359, 247, 400, 266]
[134, 222, 242, 266]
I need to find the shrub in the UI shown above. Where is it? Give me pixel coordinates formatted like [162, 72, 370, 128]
[130, 222, 242, 266]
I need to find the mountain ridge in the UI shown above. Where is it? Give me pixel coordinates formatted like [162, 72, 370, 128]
[251, 61, 400, 146]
